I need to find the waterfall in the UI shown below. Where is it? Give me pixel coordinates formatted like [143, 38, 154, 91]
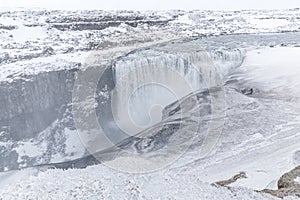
[110, 49, 245, 136]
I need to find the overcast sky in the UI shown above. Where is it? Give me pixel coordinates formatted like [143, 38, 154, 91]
[0, 0, 299, 10]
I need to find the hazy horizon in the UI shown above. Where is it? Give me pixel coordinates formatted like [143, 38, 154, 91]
[0, 0, 299, 11]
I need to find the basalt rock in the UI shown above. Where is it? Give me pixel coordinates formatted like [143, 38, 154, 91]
[261, 166, 300, 198]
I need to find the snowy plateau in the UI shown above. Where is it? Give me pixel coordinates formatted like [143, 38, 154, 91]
[0, 8, 300, 199]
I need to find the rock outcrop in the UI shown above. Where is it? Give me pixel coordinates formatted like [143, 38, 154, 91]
[214, 172, 248, 186]
[261, 166, 300, 198]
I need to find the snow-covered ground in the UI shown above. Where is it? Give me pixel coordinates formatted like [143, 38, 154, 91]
[0, 9, 299, 69]
[0, 165, 283, 200]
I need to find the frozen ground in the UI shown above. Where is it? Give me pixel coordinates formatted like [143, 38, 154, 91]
[0, 8, 299, 68]
[170, 47, 300, 191]
[0, 166, 285, 200]
[0, 9, 300, 199]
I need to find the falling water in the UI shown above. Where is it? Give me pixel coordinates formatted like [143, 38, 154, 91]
[111, 49, 244, 135]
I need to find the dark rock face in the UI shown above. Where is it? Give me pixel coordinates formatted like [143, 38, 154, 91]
[278, 166, 300, 189]
[0, 49, 129, 171]
[0, 67, 81, 171]
[0, 25, 17, 30]
[51, 22, 122, 31]
[0, 70, 76, 141]
[261, 166, 300, 198]
[47, 14, 174, 31]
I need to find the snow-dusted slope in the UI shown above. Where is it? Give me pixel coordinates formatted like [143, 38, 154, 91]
[0, 9, 299, 66]
[0, 165, 284, 200]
